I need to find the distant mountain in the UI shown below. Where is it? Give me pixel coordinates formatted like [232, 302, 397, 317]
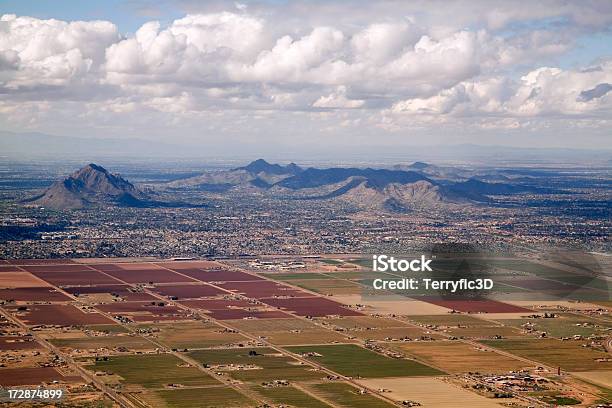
[169, 159, 302, 191]
[165, 159, 564, 213]
[277, 167, 430, 189]
[447, 178, 556, 198]
[405, 161, 431, 170]
[236, 159, 302, 175]
[271, 167, 477, 211]
[329, 179, 454, 211]
[26, 164, 149, 209]
[393, 162, 473, 181]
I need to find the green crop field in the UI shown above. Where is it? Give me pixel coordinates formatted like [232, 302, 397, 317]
[320, 259, 344, 265]
[188, 347, 323, 382]
[310, 382, 397, 408]
[254, 385, 332, 408]
[150, 386, 254, 408]
[88, 353, 219, 388]
[286, 344, 444, 377]
[481, 338, 612, 372]
[499, 314, 604, 338]
[406, 314, 493, 327]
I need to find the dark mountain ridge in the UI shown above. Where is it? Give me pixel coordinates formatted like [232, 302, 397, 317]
[277, 167, 431, 190]
[236, 159, 303, 175]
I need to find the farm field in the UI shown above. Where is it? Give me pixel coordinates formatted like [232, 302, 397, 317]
[0, 367, 83, 386]
[498, 313, 607, 338]
[571, 370, 612, 389]
[49, 333, 154, 352]
[396, 341, 528, 373]
[288, 278, 364, 295]
[286, 344, 444, 377]
[84, 353, 219, 388]
[226, 317, 318, 332]
[357, 377, 505, 407]
[0, 271, 50, 287]
[480, 338, 612, 372]
[406, 314, 499, 327]
[444, 325, 523, 339]
[326, 315, 410, 329]
[332, 294, 452, 315]
[145, 386, 255, 408]
[187, 347, 324, 382]
[416, 297, 531, 313]
[308, 382, 397, 408]
[139, 321, 248, 349]
[1, 257, 609, 407]
[253, 384, 333, 408]
[261, 296, 363, 317]
[0, 335, 41, 350]
[262, 327, 351, 345]
[5, 303, 114, 326]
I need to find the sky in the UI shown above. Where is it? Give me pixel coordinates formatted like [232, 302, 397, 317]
[0, 0, 611, 152]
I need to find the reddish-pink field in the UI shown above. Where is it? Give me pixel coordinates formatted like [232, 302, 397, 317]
[5, 259, 76, 265]
[0, 336, 41, 350]
[172, 268, 264, 282]
[155, 261, 221, 270]
[217, 280, 311, 299]
[93, 267, 195, 284]
[31, 270, 122, 286]
[96, 301, 182, 313]
[0, 287, 72, 302]
[0, 367, 82, 386]
[129, 315, 193, 322]
[63, 285, 157, 301]
[419, 297, 531, 313]
[22, 265, 94, 273]
[178, 298, 257, 310]
[261, 296, 363, 317]
[0, 265, 23, 272]
[205, 309, 291, 320]
[5, 304, 114, 326]
[95, 301, 190, 320]
[151, 283, 225, 299]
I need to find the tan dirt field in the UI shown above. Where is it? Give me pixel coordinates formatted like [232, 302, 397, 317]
[264, 329, 352, 345]
[333, 294, 451, 315]
[570, 371, 612, 389]
[326, 315, 411, 329]
[505, 300, 603, 310]
[474, 312, 542, 320]
[357, 377, 504, 407]
[0, 272, 50, 288]
[396, 341, 529, 374]
[227, 318, 319, 332]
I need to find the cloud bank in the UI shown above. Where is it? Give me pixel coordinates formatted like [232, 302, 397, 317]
[0, 1, 611, 148]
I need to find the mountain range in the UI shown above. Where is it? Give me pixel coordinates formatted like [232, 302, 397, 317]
[26, 160, 560, 211]
[168, 158, 303, 191]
